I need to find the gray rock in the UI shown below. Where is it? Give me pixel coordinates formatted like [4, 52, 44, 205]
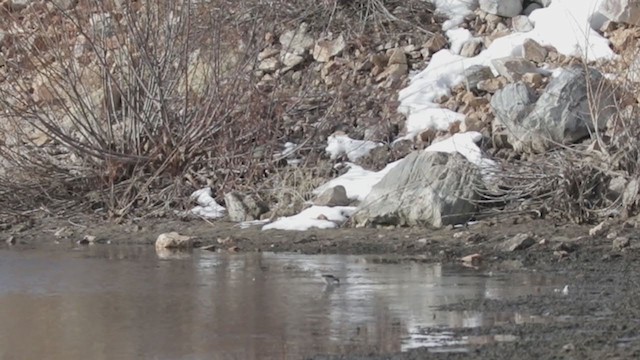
[512, 15, 534, 32]
[612, 236, 630, 250]
[312, 34, 346, 62]
[521, 39, 548, 63]
[479, 0, 523, 17]
[502, 233, 536, 251]
[600, 0, 640, 26]
[491, 82, 537, 130]
[492, 66, 616, 152]
[352, 152, 480, 228]
[10, 0, 31, 11]
[279, 23, 314, 55]
[523, 3, 543, 15]
[314, 185, 350, 207]
[491, 56, 538, 82]
[463, 65, 495, 90]
[224, 192, 269, 222]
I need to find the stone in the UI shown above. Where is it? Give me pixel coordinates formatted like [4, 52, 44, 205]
[5, 236, 15, 245]
[352, 151, 480, 228]
[479, 0, 523, 17]
[491, 56, 538, 82]
[9, 0, 30, 11]
[279, 23, 314, 55]
[492, 66, 616, 153]
[491, 81, 537, 133]
[522, 39, 548, 63]
[477, 77, 508, 92]
[280, 52, 305, 68]
[375, 63, 408, 82]
[522, 72, 544, 88]
[312, 34, 346, 62]
[258, 48, 279, 61]
[460, 40, 482, 57]
[512, 15, 534, 32]
[600, 0, 640, 26]
[423, 33, 448, 54]
[155, 232, 193, 250]
[502, 233, 536, 251]
[613, 236, 631, 250]
[387, 48, 407, 65]
[224, 192, 269, 222]
[461, 253, 483, 266]
[463, 65, 495, 90]
[314, 185, 350, 207]
[523, 3, 543, 16]
[589, 220, 610, 237]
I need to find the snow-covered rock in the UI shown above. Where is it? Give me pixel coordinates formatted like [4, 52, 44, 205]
[352, 151, 481, 228]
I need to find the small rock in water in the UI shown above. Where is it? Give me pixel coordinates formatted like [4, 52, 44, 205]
[321, 274, 340, 286]
[460, 253, 482, 267]
[77, 235, 97, 245]
[5, 236, 16, 245]
[155, 232, 194, 250]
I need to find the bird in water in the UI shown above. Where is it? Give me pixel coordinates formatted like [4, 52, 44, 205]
[321, 274, 340, 286]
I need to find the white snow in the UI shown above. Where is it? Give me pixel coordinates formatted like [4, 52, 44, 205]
[313, 160, 403, 202]
[425, 131, 495, 171]
[400, 0, 616, 137]
[190, 188, 226, 219]
[446, 28, 474, 55]
[432, 0, 478, 31]
[325, 133, 382, 162]
[262, 206, 356, 231]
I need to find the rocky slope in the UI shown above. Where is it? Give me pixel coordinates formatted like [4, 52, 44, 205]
[0, 0, 639, 230]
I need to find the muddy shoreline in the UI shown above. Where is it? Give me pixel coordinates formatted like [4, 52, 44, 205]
[3, 215, 640, 359]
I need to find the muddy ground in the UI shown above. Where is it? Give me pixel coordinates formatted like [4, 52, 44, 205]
[3, 214, 640, 359]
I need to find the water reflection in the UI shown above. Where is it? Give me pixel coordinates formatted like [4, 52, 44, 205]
[0, 246, 561, 359]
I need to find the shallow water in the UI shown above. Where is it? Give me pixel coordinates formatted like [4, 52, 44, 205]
[0, 246, 562, 359]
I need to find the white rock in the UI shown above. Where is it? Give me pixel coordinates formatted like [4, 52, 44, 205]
[155, 232, 193, 250]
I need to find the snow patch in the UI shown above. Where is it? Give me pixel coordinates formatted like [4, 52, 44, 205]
[399, 0, 615, 138]
[314, 160, 402, 202]
[262, 206, 356, 231]
[190, 188, 226, 219]
[325, 133, 382, 162]
[425, 131, 495, 171]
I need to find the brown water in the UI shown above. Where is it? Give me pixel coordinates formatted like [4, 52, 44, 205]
[0, 246, 562, 359]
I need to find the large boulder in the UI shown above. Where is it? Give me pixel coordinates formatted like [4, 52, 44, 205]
[492, 66, 616, 153]
[600, 0, 640, 26]
[352, 151, 481, 228]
